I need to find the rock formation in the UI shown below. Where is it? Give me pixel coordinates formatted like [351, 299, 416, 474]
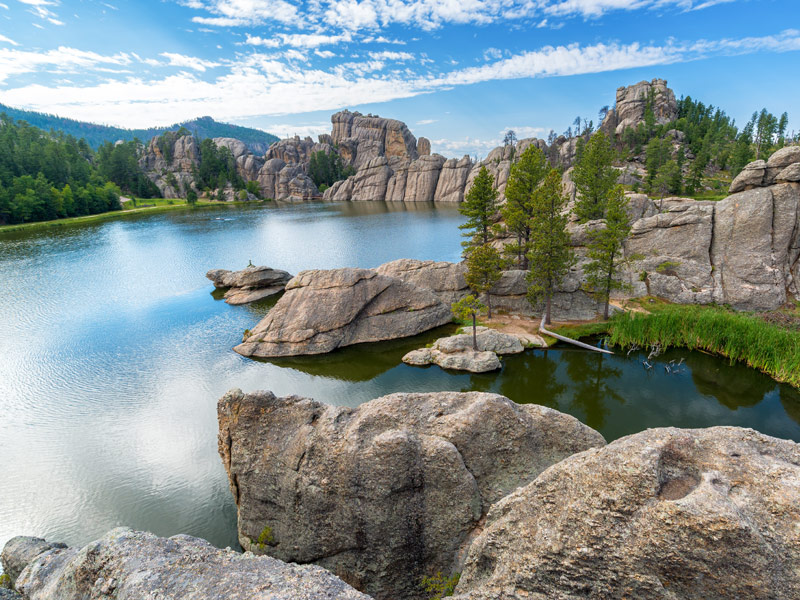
[452, 427, 800, 600]
[601, 78, 678, 136]
[206, 265, 292, 305]
[234, 267, 452, 357]
[2, 529, 370, 600]
[138, 134, 199, 198]
[218, 389, 606, 600]
[403, 327, 527, 373]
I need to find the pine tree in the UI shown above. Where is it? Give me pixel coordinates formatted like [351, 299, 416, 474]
[465, 244, 503, 319]
[451, 295, 486, 351]
[501, 145, 549, 268]
[583, 185, 632, 320]
[526, 169, 575, 325]
[459, 166, 497, 252]
[572, 131, 618, 222]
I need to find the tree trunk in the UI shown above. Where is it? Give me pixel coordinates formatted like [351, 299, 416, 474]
[487, 292, 492, 319]
[472, 313, 478, 350]
[545, 294, 552, 325]
[603, 252, 615, 320]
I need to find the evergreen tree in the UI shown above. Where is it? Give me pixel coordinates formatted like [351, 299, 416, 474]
[583, 186, 632, 319]
[572, 131, 618, 222]
[501, 145, 549, 268]
[653, 160, 680, 208]
[451, 295, 486, 351]
[464, 244, 503, 319]
[459, 166, 497, 252]
[526, 169, 575, 325]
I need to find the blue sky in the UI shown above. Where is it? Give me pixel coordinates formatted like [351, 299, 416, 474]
[0, 0, 798, 157]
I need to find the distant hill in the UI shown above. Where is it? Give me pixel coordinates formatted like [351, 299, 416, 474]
[0, 105, 279, 154]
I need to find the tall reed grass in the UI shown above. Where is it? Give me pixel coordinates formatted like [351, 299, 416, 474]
[608, 304, 800, 388]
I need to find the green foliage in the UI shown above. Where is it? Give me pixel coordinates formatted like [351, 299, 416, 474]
[194, 138, 244, 191]
[608, 305, 800, 388]
[0, 115, 122, 225]
[0, 104, 278, 151]
[656, 260, 681, 275]
[257, 525, 275, 546]
[451, 294, 486, 323]
[421, 572, 460, 600]
[526, 169, 575, 324]
[583, 185, 632, 319]
[465, 244, 503, 318]
[573, 131, 618, 222]
[652, 159, 681, 201]
[308, 150, 354, 188]
[96, 140, 161, 198]
[459, 166, 497, 252]
[501, 145, 549, 268]
[644, 137, 671, 188]
[0, 573, 11, 588]
[245, 180, 262, 198]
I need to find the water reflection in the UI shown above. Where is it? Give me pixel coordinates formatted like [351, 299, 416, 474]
[1, 201, 799, 559]
[562, 350, 624, 430]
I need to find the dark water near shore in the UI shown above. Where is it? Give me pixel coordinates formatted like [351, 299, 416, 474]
[1, 202, 799, 554]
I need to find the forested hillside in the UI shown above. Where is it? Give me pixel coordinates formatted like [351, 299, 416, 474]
[0, 117, 123, 224]
[0, 105, 279, 153]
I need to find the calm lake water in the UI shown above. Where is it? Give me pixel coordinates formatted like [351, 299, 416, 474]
[1, 202, 799, 554]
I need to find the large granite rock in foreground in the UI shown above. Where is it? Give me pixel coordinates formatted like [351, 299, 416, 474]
[218, 390, 605, 600]
[3, 529, 370, 600]
[234, 267, 452, 357]
[452, 427, 800, 600]
[206, 265, 292, 305]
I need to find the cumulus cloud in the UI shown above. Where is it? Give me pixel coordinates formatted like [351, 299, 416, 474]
[160, 52, 222, 71]
[1, 29, 798, 129]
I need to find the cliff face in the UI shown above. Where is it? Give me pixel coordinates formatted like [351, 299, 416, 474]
[137, 78, 683, 204]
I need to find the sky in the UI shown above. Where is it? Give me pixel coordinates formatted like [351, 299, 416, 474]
[0, 0, 798, 157]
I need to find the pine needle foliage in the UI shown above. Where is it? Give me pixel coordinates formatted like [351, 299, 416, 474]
[459, 166, 497, 253]
[465, 244, 503, 318]
[451, 295, 486, 350]
[526, 169, 575, 325]
[583, 185, 632, 320]
[573, 131, 618, 222]
[501, 145, 549, 268]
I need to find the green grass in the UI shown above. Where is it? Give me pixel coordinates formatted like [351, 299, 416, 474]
[0, 199, 263, 233]
[607, 304, 800, 388]
[549, 320, 610, 340]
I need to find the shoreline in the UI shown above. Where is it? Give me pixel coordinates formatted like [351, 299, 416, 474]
[0, 200, 267, 234]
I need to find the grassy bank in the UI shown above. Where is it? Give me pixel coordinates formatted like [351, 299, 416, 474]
[607, 304, 800, 388]
[0, 200, 264, 234]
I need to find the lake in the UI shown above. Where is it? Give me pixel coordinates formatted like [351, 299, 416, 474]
[1, 202, 799, 554]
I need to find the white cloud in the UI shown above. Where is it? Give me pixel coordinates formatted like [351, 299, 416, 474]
[0, 33, 17, 45]
[246, 32, 353, 49]
[0, 46, 131, 83]
[416, 118, 437, 125]
[1, 29, 797, 133]
[263, 121, 331, 138]
[368, 50, 414, 61]
[315, 49, 336, 58]
[187, 0, 298, 26]
[160, 51, 222, 71]
[18, 0, 62, 22]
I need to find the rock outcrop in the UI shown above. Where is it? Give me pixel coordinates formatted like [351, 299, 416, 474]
[206, 265, 292, 305]
[3, 529, 370, 600]
[601, 78, 678, 136]
[621, 162, 800, 311]
[234, 267, 452, 357]
[218, 389, 606, 600]
[138, 134, 199, 198]
[452, 427, 800, 600]
[403, 327, 526, 373]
